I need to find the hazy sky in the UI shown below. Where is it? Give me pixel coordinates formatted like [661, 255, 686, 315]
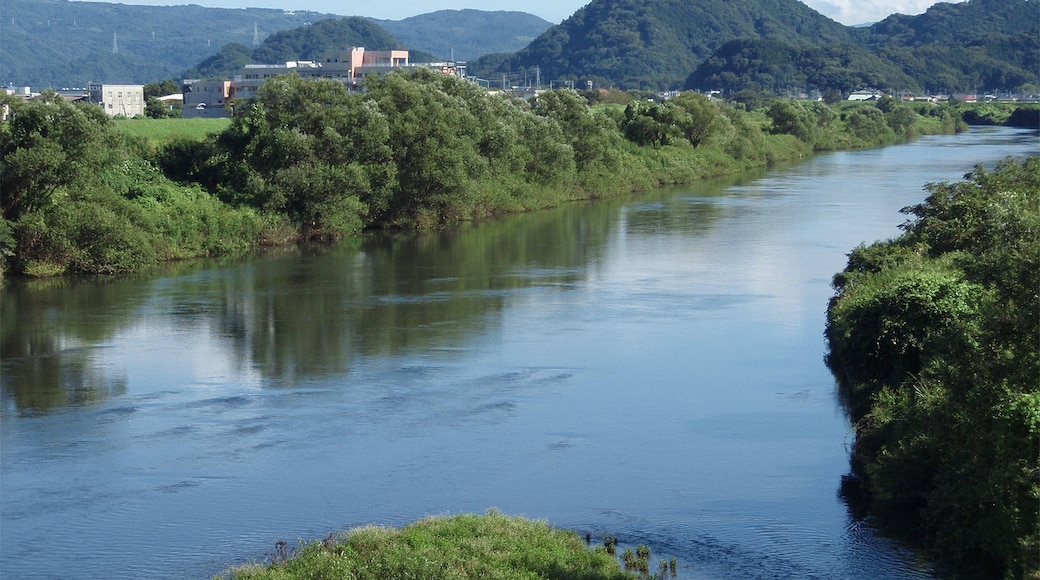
[92, 0, 961, 27]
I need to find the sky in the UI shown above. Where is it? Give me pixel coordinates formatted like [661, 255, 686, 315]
[89, 0, 962, 27]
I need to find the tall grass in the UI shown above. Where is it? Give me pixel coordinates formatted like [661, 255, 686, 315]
[113, 117, 232, 148]
[219, 511, 636, 580]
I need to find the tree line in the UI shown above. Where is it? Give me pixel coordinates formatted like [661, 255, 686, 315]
[3, 69, 1026, 277]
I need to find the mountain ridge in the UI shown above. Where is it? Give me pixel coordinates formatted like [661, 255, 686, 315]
[0, 0, 551, 88]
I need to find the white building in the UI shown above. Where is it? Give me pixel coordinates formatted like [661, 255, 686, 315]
[182, 79, 232, 117]
[88, 83, 145, 117]
[848, 89, 882, 101]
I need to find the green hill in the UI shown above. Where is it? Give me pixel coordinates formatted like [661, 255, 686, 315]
[371, 10, 552, 62]
[184, 17, 442, 80]
[0, 0, 338, 87]
[685, 39, 921, 95]
[0, 0, 551, 89]
[861, 0, 1040, 93]
[469, 0, 853, 90]
[471, 0, 1038, 94]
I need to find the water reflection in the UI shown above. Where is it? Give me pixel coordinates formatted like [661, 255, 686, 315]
[1, 177, 744, 409]
[1, 279, 131, 412]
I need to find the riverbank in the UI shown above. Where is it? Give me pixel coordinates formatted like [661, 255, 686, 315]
[826, 155, 1040, 578]
[4, 73, 1004, 279]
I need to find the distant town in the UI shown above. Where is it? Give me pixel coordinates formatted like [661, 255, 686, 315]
[5, 45, 1039, 119]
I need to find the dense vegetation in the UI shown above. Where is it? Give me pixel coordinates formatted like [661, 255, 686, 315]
[220, 511, 634, 579]
[859, 0, 1040, 95]
[826, 156, 1040, 578]
[0, 70, 981, 277]
[0, 91, 290, 276]
[685, 39, 920, 96]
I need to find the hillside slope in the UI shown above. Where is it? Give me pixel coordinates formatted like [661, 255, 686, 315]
[372, 10, 552, 62]
[0, 0, 337, 87]
[470, 0, 852, 89]
[0, 1, 551, 88]
[183, 17, 421, 80]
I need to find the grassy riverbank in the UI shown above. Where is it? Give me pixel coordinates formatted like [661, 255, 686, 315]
[218, 511, 639, 580]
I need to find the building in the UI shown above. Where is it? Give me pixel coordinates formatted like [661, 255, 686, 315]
[226, 47, 473, 104]
[181, 79, 232, 117]
[232, 60, 326, 101]
[88, 83, 145, 117]
[847, 89, 882, 101]
[231, 47, 417, 100]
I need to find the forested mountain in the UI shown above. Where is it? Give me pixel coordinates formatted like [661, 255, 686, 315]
[860, 0, 1039, 94]
[4, 0, 1035, 95]
[0, 0, 548, 88]
[469, 0, 854, 90]
[685, 39, 922, 95]
[183, 17, 441, 80]
[371, 10, 552, 62]
[471, 0, 1038, 94]
[0, 0, 336, 88]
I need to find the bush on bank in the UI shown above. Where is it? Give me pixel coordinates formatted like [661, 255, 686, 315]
[219, 511, 634, 580]
[2, 74, 976, 277]
[826, 156, 1040, 579]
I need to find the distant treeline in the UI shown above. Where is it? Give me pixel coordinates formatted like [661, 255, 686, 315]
[826, 156, 1039, 579]
[2, 70, 1035, 277]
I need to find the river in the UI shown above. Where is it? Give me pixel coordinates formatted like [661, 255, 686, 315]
[1, 126, 1037, 579]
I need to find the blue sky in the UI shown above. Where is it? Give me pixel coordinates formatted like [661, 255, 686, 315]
[80, 0, 959, 27]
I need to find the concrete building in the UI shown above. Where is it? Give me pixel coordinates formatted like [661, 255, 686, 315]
[231, 47, 413, 99]
[227, 47, 472, 104]
[232, 60, 326, 101]
[88, 83, 145, 117]
[182, 79, 232, 117]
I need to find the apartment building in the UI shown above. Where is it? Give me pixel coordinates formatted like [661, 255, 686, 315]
[88, 83, 145, 117]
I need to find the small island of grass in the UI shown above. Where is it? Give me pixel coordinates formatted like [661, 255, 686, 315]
[219, 511, 644, 580]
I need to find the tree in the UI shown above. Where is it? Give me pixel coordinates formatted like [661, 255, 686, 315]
[204, 74, 396, 238]
[145, 96, 171, 119]
[766, 98, 817, 145]
[144, 79, 180, 99]
[1, 92, 108, 221]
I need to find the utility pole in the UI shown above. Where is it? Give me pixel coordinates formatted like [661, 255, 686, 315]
[112, 32, 118, 55]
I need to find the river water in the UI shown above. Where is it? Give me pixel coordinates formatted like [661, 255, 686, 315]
[2, 127, 1037, 579]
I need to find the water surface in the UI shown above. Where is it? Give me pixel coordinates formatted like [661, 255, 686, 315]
[2, 127, 1036, 579]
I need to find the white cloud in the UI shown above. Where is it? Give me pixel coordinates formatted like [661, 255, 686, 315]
[801, 0, 961, 25]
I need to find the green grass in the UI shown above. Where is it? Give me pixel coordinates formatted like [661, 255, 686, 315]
[113, 117, 231, 147]
[218, 511, 637, 580]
